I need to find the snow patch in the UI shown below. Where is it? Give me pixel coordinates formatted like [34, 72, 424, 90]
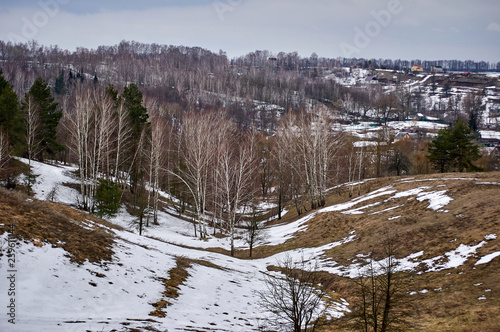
[475, 252, 500, 265]
[484, 234, 497, 240]
[416, 190, 452, 211]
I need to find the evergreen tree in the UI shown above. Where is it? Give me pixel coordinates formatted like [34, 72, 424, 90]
[428, 127, 453, 173]
[123, 84, 148, 136]
[28, 77, 63, 161]
[54, 70, 65, 95]
[0, 70, 24, 154]
[123, 84, 149, 193]
[449, 119, 481, 172]
[94, 179, 122, 217]
[428, 120, 480, 172]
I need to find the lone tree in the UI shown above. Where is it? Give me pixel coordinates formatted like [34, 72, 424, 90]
[427, 119, 481, 172]
[259, 255, 332, 332]
[347, 232, 412, 332]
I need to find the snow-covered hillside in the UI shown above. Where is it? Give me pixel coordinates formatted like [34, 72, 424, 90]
[1, 160, 499, 331]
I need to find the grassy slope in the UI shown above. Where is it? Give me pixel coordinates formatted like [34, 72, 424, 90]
[1, 172, 499, 331]
[0, 187, 119, 264]
[276, 172, 500, 331]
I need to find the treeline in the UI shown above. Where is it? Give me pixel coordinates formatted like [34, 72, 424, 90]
[1, 40, 497, 134]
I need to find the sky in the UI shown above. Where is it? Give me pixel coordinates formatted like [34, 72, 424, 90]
[0, 0, 499, 62]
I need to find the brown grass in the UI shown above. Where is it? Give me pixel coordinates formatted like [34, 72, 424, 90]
[280, 172, 500, 332]
[149, 256, 226, 318]
[0, 187, 119, 264]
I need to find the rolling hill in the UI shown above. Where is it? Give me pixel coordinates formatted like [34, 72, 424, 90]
[0, 160, 499, 331]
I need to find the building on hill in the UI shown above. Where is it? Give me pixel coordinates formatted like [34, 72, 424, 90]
[431, 65, 445, 73]
[479, 130, 500, 147]
[365, 75, 378, 84]
[411, 65, 423, 72]
[394, 128, 421, 142]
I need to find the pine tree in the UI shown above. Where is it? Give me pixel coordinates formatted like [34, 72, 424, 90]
[449, 119, 481, 172]
[27, 77, 62, 161]
[0, 70, 23, 155]
[54, 70, 65, 95]
[428, 127, 453, 173]
[428, 120, 480, 172]
[123, 84, 149, 194]
[123, 84, 148, 136]
[94, 179, 122, 217]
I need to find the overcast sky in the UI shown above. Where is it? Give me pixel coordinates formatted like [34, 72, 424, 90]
[1, 0, 499, 62]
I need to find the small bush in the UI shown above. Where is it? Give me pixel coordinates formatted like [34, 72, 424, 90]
[93, 179, 121, 217]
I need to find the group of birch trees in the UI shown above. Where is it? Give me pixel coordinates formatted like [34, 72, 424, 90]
[173, 111, 258, 256]
[60, 81, 347, 250]
[274, 107, 344, 216]
[62, 83, 171, 234]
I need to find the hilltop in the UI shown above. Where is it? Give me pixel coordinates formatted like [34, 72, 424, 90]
[0, 159, 499, 331]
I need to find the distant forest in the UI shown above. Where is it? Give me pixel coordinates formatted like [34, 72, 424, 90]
[0, 40, 497, 131]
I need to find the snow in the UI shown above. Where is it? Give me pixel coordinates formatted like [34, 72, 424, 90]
[0, 232, 174, 331]
[0, 220, 357, 331]
[475, 252, 500, 265]
[416, 190, 453, 211]
[353, 141, 380, 148]
[321, 186, 397, 213]
[479, 130, 500, 140]
[315, 235, 496, 278]
[369, 205, 403, 215]
[484, 234, 497, 240]
[424, 242, 487, 271]
[386, 120, 448, 131]
[17, 158, 80, 205]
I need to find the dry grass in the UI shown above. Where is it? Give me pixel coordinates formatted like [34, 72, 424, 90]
[0, 187, 119, 264]
[149, 256, 226, 318]
[150, 256, 191, 317]
[270, 172, 500, 332]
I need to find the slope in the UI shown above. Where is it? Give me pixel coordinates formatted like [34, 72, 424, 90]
[0, 160, 499, 331]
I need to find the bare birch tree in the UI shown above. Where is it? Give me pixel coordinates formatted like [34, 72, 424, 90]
[65, 85, 116, 211]
[216, 127, 257, 256]
[296, 107, 342, 209]
[275, 108, 341, 212]
[259, 255, 332, 332]
[145, 104, 168, 226]
[23, 93, 41, 195]
[177, 111, 221, 238]
[111, 92, 133, 188]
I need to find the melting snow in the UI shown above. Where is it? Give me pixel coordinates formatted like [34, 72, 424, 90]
[484, 234, 497, 240]
[475, 252, 500, 265]
[3, 159, 498, 331]
[416, 190, 453, 211]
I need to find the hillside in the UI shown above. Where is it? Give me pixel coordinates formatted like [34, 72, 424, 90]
[0, 161, 499, 331]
